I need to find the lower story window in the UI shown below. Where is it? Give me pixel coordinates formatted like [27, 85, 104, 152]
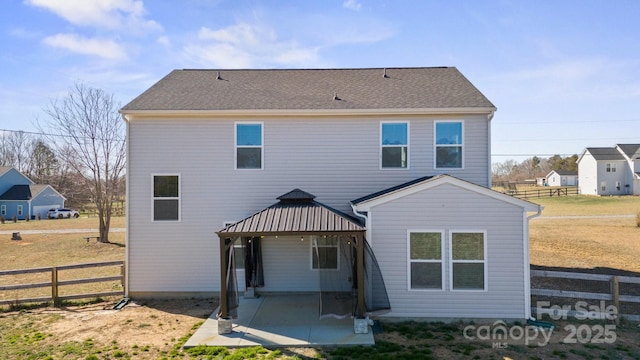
[451, 231, 486, 290]
[409, 231, 443, 289]
[312, 236, 339, 270]
[17, 205, 23, 216]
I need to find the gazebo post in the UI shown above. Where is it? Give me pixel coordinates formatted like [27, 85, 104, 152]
[356, 233, 365, 318]
[217, 236, 232, 334]
[354, 232, 370, 334]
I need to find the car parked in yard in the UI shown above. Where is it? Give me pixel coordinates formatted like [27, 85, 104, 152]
[47, 208, 80, 219]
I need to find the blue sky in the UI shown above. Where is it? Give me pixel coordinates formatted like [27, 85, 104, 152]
[1, 0, 639, 163]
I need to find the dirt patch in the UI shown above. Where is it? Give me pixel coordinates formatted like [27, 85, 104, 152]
[45, 298, 216, 347]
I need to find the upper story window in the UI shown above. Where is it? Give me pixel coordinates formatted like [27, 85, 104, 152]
[408, 231, 443, 290]
[435, 121, 463, 169]
[450, 231, 486, 290]
[236, 122, 263, 169]
[606, 163, 616, 173]
[153, 174, 180, 221]
[381, 122, 408, 169]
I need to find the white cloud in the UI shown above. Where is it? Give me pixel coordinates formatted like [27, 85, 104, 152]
[25, 0, 161, 34]
[184, 23, 321, 68]
[156, 35, 170, 47]
[343, 0, 362, 11]
[43, 33, 127, 61]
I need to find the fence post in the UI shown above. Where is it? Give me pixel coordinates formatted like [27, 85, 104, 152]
[120, 263, 126, 294]
[51, 267, 58, 305]
[611, 276, 620, 325]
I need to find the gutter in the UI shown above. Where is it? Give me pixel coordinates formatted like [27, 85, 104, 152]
[350, 204, 370, 242]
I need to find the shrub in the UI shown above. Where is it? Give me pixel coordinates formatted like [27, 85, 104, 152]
[637, 212, 640, 228]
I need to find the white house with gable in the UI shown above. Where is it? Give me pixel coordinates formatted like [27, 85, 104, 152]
[578, 144, 640, 195]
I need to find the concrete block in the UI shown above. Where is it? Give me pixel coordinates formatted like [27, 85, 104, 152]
[218, 318, 233, 334]
[353, 318, 369, 334]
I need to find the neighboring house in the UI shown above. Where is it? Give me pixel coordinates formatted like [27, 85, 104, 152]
[577, 144, 640, 195]
[120, 67, 542, 323]
[545, 170, 578, 187]
[0, 166, 66, 220]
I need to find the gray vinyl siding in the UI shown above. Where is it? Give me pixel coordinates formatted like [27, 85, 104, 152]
[367, 183, 527, 319]
[127, 115, 490, 295]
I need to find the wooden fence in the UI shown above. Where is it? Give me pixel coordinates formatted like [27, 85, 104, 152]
[0, 261, 125, 307]
[531, 269, 640, 322]
[505, 186, 579, 199]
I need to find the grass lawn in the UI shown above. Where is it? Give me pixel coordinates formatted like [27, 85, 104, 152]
[529, 196, 640, 273]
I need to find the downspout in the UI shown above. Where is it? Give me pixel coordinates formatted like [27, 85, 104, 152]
[351, 203, 370, 242]
[487, 110, 495, 188]
[524, 205, 543, 320]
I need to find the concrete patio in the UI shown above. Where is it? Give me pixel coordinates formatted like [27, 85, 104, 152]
[183, 294, 375, 348]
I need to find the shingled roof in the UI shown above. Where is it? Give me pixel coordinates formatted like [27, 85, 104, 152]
[618, 144, 640, 158]
[0, 185, 48, 200]
[121, 67, 495, 112]
[585, 147, 625, 161]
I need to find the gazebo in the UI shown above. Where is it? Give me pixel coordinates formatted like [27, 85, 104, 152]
[216, 189, 389, 333]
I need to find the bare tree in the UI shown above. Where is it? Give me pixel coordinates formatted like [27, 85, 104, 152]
[0, 130, 34, 172]
[38, 83, 126, 243]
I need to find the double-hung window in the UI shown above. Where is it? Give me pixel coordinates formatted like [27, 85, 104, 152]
[435, 121, 463, 169]
[236, 123, 263, 169]
[1, 205, 6, 216]
[17, 205, 23, 217]
[153, 174, 180, 221]
[450, 231, 486, 290]
[381, 122, 408, 168]
[312, 236, 339, 270]
[408, 231, 443, 290]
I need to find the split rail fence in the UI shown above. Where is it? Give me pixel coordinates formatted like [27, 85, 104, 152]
[506, 186, 579, 199]
[0, 260, 125, 307]
[531, 269, 640, 323]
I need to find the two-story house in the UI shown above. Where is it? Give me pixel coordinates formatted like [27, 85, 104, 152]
[0, 166, 66, 220]
[577, 144, 640, 195]
[120, 67, 541, 325]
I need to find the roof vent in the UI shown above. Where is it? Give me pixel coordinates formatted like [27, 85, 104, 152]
[333, 92, 341, 101]
[216, 71, 222, 80]
[383, 68, 388, 78]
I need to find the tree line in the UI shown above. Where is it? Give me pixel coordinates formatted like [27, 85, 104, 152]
[0, 83, 126, 242]
[492, 154, 578, 184]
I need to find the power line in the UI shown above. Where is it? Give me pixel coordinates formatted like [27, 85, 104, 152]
[0, 128, 125, 142]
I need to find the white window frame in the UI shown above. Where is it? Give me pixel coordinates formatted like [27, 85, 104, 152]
[434, 120, 464, 170]
[407, 230, 445, 291]
[310, 235, 340, 271]
[601, 181, 606, 192]
[380, 121, 409, 170]
[1, 205, 5, 216]
[17, 205, 23, 216]
[151, 174, 181, 222]
[235, 121, 264, 170]
[449, 230, 488, 291]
